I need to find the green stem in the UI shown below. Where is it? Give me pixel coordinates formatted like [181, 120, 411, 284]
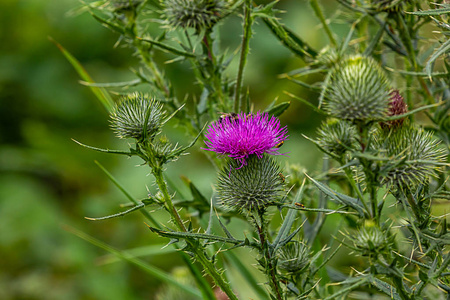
[135, 43, 170, 98]
[310, 0, 337, 47]
[342, 167, 371, 218]
[234, 0, 252, 113]
[256, 212, 283, 300]
[152, 164, 238, 300]
[392, 277, 411, 300]
[202, 32, 226, 109]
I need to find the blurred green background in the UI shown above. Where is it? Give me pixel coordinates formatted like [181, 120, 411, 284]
[0, 0, 346, 299]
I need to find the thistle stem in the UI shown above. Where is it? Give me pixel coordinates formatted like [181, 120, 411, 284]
[234, 0, 252, 113]
[309, 0, 337, 47]
[202, 32, 226, 109]
[343, 167, 371, 218]
[152, 164, 238, 300]
[255, 212, 283, 300]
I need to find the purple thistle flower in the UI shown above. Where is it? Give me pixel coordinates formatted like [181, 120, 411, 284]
[202, 111, 288, 166]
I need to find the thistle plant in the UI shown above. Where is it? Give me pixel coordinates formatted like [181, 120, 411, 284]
[61, 0, 450, 299]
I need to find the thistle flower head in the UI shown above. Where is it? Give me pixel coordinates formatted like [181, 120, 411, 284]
[162, 0, 228, 31]
[277, 241, 311, 274]
[375, 126, 447, 190]
[110, 93, 165, 141]
[380, 90, 408, 129]
[324, 55, 390, 122]
[216, 155, 285, 213]
[316, 118, 358, 159]
[203, 111, 288, 167]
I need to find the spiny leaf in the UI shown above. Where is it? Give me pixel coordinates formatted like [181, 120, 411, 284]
[148, 226, 259, 249]
[407, 7, 450, 16]
[265, 101, 290, 117]
[305, 173, 366, 216]
[138, 37, 197, 58]
[262, 17, 317, 58]
[72, 139, 143, 158]
[272, 180, 305, 253]
[85, 202, 146, 221]
[426, 38, 450, 79]
[80, 78, 142, 88]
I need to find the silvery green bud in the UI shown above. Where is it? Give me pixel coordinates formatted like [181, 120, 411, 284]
[216, 155, 285, 213]
[353, 224, 388, 256]
[316, 118, 358, 159]
[110, 93, 165, 141]
[277, 241, 310, 275]
[324, 56, 390, 122]
[162, 0, 228, 32]
[375, 126, 446, 190]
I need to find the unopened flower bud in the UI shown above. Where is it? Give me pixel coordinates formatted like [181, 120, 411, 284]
[354, 225, 388, 256]
[324, 55, 390, 122]
[380, 90, 408, 129]
[375, 126, 446, 190]
[162, 0, 228, 32]
[110, 93, 165, 141]
[277, 241, 311, 274]
[316, 118, 358, 159]
[216, 155, 285, 213]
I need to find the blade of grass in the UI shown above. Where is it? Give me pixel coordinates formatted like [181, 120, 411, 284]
[63, 224, 202, 298]
[224, 251, 269, 300]
[49, 37, 114, 112]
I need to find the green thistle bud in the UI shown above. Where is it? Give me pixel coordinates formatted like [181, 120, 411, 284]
[375, 126, 447, 190]
[162, 0, 228, 32]
[110, 93, 165, 141]
[277, 241, 310, 275]
[353, 225, 388, 256]
[216, 155, 285, 213]
[315, 118, 358, 159]
[324, 55, 390, 122]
